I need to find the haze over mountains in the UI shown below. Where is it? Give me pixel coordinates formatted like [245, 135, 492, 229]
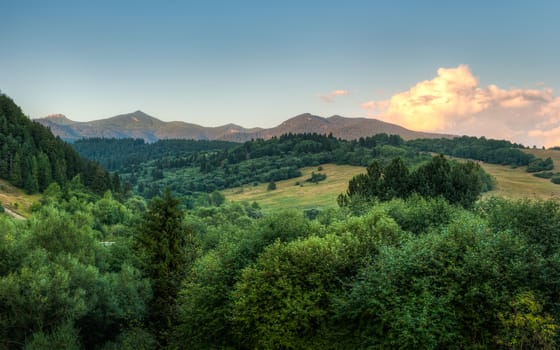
[35, 111, 452, 142]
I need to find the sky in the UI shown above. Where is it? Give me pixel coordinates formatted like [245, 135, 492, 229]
[1, 0, 560, 146]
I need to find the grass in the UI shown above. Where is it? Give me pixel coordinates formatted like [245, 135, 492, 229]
[226, 150, 560, 211]
[523, 148, 560, 167]
[481, 163, 560, 200]
[0, 179, 40, 218]
[480, 148, 560, 200]
[223, 164, 365, 211]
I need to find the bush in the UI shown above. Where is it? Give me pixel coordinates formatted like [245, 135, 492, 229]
[527, 157, 554, 172]
[306, 172, 327, 184]
[534, 171, 555, 179]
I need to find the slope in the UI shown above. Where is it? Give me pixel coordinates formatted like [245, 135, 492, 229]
[0, 93, 117, 194]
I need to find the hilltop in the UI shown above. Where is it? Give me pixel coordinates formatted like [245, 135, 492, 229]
[36, 111, 452, 142]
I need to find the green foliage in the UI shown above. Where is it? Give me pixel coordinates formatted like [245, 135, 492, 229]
[342, 155, 487, 208]
[6, 138, 560, 350]
[267, 180, 277, 191]
[100, 327, 157, 350]
[527, 157, 554, 173]
[306, 171, 327, 183]
[231, 234, 364, 349]
[495, 291, 558, 349]
[72, 137, 237, 171]
[135, 189, 199, 345]
[24, 321, 81, 350]
[0, 94, 118, 194]
[534, 171, 555, 179]
[79, 133, 432, 201]
[0, 183, 150, 349]
[407, 135, 534, 166]
[174, 210, 314, 348]
[551, 175, 560, 184]
[383, 195, 459, 234]
[338, 213, 540, 348]
[478, 197, 560, 255]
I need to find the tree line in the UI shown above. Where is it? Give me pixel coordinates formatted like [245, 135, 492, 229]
[72, 132, 550, 202]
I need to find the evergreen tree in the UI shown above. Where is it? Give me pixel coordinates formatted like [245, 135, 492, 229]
[10, 152, 22, 186]
[382, 157, 409, 200]
[37, 152, 53, 191]
[135, 189, 198, 345]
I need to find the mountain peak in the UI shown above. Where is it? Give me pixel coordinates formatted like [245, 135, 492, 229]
[41, 114, 75, 125]
[45, 113, 67, 119]
[35, 111, 452, 142]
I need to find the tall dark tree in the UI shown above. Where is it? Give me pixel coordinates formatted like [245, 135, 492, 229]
[341, 155, 486, 208]
[412, 154, 452, 198]
[382, 157, 409, 200]
[135, 189, 198, 345]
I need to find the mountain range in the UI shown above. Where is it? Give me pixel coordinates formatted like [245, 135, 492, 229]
[35, 111, 452, 142]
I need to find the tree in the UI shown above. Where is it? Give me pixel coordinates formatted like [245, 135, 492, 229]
[135, 189, 198, 345]
[382, 157, 409, 200]
[496, 291, 558, 349]
[267, 181, 277, 191]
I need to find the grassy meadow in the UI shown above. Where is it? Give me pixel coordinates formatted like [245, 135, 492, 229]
[223, 164, 365, 211]
[225, 149, 560, 210]
[480, 148, 560, 200]
[0, 179, 40, 217]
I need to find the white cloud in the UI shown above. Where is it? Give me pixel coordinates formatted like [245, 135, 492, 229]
[319, 89, 349, 103]
[361, 65, 560, 147]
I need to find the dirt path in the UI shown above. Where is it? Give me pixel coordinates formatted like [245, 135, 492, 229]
[3, 206, 25, 220]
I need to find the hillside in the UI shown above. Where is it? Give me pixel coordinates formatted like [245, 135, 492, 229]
[0, 94, 118, 194]
[224, 164, 366, 211]
[36, 111, 452, 142]
[0, 178, 40, 218]
[225, 157, 560, 212]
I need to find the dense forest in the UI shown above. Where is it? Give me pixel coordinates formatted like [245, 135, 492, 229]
[2, 169, 560, 348]
[0, 95, 118, 194]
[72, 138, 238, 171]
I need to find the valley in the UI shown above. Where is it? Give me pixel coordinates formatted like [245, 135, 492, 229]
[224, 163, 366, 211]
[224, 151, 560, 211]
[3, 92, 560, 349]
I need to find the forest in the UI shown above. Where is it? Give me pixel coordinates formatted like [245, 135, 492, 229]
[2, 93, 560, 348]
[72, 132, 544, 201]
[0, 95, 119, 195]
[2, 173, 560, 349]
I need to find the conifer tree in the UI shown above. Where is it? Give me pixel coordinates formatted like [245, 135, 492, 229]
[135, 189, 198, 345]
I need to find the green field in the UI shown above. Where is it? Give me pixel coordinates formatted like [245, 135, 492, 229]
[480, 148, 560, 200]
[223, 164, 365, 211]
[225, 150, 560, 210]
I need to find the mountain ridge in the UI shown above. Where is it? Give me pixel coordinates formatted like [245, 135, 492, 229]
[35, 111, 453, 142]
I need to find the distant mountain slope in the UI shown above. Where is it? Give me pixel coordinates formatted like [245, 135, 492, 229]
[36, 111, 452, 142]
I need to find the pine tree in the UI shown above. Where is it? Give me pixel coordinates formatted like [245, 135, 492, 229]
[135, 189, 198, 345]
[10, 152, 22, 186]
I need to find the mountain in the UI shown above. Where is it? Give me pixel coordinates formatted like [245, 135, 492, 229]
[35, 111, 452, 142]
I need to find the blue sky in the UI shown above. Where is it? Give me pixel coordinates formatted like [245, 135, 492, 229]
[2, 1, 560, 145]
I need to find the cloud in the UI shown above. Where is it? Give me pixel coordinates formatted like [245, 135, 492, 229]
[361, 65, 560, 147]
[319, 89, 349, 103]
